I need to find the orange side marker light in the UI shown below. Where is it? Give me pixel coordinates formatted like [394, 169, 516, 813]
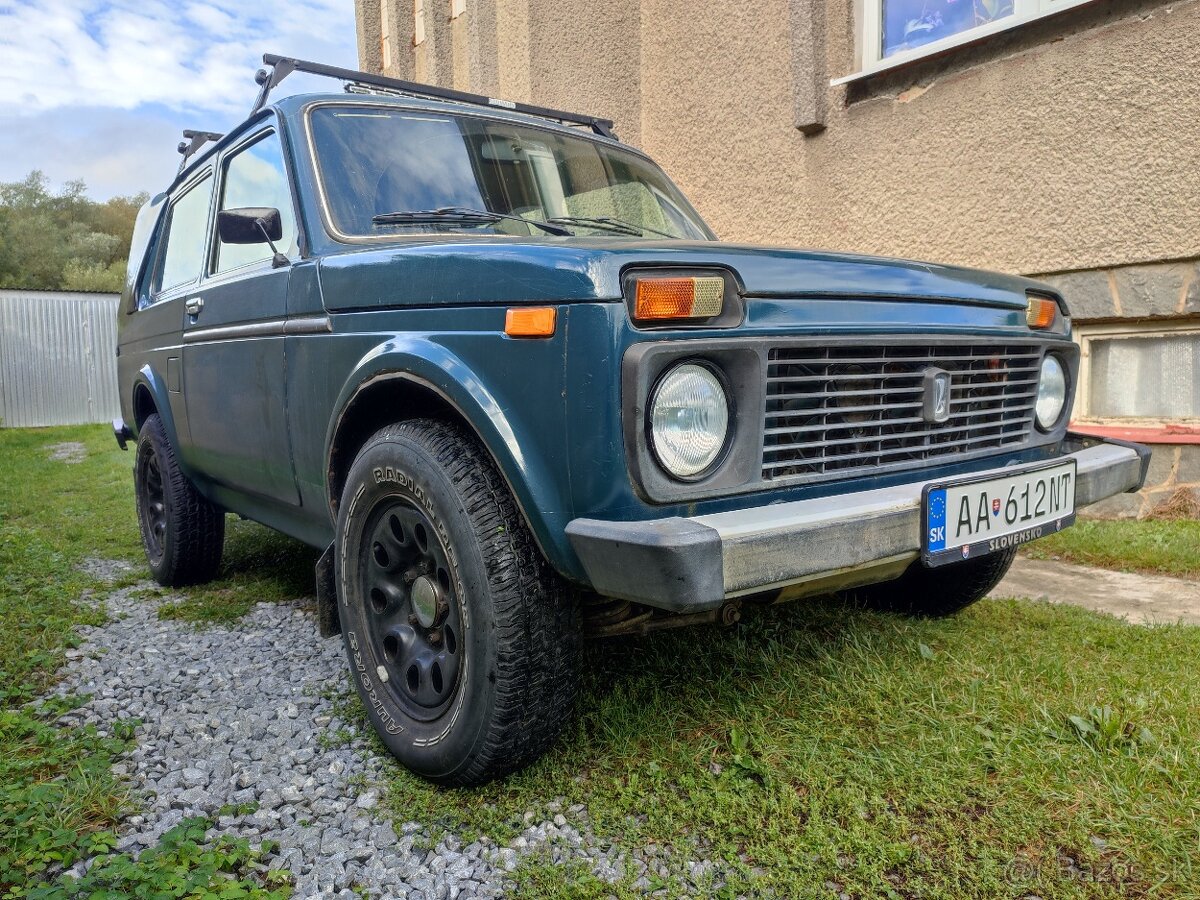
[634, 276, 724, 320]
[505, 307, 557, 338]
[1027, 296, 1058, 330]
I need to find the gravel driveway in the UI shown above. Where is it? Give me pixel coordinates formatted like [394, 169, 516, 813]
[50, 568, 660, 898]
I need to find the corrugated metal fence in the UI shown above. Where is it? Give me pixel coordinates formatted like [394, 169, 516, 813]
[0, 289, 120, 427]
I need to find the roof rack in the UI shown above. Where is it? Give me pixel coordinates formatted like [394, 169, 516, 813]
[176, 130, 224, 174]
[250, 53, 617, 139]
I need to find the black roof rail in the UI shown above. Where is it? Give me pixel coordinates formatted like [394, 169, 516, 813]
[176, 130, 224, 174]
[250, 53, 617, 139]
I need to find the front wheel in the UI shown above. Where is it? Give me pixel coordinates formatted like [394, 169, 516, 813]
[335, 419, 579, 786]
[842, 548, 1017, 617]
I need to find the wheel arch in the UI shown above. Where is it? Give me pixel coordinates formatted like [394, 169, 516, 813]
[130, 364, 183, 451]
[325, 347, 578, 581]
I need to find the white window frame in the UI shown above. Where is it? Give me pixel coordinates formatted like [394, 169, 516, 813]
[414, 0, 426, 46]
[1073, 322, 1200, 427]
[450, 0, 466, 19]
[834, 0, 1096, 85]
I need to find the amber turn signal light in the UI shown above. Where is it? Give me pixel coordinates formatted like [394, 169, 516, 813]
[505, 307, 557, 338]
[634, 276, 724, 321]
[1026, 296, 1058, 330]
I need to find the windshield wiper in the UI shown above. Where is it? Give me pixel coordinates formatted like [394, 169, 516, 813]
[371, 206, 572, 236]
[544, 215, 676, 238]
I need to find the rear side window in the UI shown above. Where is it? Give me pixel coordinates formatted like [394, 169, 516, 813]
[156, 174, 213, 294]
[215, 131, 298, 274]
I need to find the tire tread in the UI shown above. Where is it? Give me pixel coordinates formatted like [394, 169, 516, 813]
[137, 414, 225, 586]
[363, 419, 578, 785]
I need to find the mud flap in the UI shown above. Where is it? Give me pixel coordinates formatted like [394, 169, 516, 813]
[315, 543, 340, 637]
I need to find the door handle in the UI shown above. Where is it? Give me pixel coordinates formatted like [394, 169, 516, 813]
[185, 297, 204, 316]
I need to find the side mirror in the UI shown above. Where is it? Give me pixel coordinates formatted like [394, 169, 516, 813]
[218, 207, 283, 244]
[216, 207, 289, 268]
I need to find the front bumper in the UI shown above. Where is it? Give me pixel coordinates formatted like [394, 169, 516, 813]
[566, 433, 1150, 612]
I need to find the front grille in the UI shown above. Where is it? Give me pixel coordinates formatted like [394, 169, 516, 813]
[762, 341, 1042, 483]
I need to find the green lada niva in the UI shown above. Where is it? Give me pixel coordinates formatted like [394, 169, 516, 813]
[115, 55, 1149, 784]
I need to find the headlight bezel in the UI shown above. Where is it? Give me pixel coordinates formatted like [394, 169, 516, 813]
[647, 360, 734, 481]
[1034, 353, 1069, 432]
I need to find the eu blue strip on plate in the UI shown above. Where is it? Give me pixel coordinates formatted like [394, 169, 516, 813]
[927, 488, 947, 552]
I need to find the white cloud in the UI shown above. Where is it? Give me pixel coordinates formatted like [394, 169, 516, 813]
[0, 105, 187, 198]
[0, 0, 359, 116]
[0, 0, 359, 198]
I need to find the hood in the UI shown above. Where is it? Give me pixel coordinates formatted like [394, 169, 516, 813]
[317, 238, 1051, 312]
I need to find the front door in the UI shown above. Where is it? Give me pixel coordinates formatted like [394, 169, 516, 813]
[182, 127, 301, 506]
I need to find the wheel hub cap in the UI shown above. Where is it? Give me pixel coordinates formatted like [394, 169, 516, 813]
[411, 575, 440, 628]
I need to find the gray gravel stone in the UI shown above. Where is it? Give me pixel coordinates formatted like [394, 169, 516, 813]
[45, 577, 720, 897]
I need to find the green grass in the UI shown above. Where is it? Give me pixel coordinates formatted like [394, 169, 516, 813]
[1024, 518, 1200, 580]
[378, 600, 1200, 898]
[4, 424, 1200, 898]
[0, 425, 306, 896]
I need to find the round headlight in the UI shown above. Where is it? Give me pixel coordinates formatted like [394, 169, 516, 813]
[649, 363, 730, 478]
[1035, 355, 1067, 430]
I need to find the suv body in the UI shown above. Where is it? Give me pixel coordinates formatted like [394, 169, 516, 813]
[115, 65, 1148, 784]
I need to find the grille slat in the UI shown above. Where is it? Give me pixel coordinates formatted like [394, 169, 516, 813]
[762, 431, 1030, 472]
[763, 404, 1034, 437]
[763, 417, 1031, 454]
[768, 351, 1040, 367]
[762, 341, 1043, 483]
[763, 363, 1042, 386]
[764, 380, 1038, 406]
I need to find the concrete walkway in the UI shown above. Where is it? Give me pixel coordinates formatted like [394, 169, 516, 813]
[992, 557, 1200, 625]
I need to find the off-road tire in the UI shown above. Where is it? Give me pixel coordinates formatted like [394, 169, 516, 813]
[842, 548, 1018, 618]
[335, 418, 579, 786]
[134, 413, 225, 586]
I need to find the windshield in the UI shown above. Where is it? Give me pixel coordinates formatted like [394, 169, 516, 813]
[308, 105, 714, 240]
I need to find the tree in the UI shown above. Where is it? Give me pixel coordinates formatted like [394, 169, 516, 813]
[0, 171, 147, 292]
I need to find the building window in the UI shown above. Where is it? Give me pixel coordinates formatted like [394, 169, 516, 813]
[846, 0, 1095, 80]
[380, 0, 392, 69]
[414, 0, 426, 45]
[450, 0, 465, 19]
[1075, 325, 1200, 423]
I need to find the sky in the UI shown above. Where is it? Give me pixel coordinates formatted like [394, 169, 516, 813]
[0, 0, 360, 200]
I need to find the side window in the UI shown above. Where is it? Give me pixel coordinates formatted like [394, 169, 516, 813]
[155, 174, 213, 295]
[215, 131, 298, 274]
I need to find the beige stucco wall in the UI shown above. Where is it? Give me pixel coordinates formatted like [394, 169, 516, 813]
[359, 0, 1200, 282]
[494, 0, 643, 146]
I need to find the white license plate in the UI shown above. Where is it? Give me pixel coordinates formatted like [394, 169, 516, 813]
[922, 460, 1077, 567]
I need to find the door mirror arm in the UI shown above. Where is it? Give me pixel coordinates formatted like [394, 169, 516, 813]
[255, 219, 290, 268]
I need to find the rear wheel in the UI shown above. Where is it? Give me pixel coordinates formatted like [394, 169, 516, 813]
[335, 419, 579, 786]
[133, 413, 225, 586]
[842, 548, 1017, 618]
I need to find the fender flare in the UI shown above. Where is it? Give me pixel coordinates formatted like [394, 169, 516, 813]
[325, 336, 577, 578]
[131, 364, 183, 449]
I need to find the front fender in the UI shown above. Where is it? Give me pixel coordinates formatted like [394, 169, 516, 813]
[327, 334, 582, 581]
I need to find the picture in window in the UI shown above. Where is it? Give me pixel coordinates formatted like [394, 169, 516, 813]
[882, 0, 1014, 58]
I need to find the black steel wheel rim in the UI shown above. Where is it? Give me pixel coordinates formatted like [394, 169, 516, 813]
[137, 446, 167, 562]
[360, 499, 463, 721]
